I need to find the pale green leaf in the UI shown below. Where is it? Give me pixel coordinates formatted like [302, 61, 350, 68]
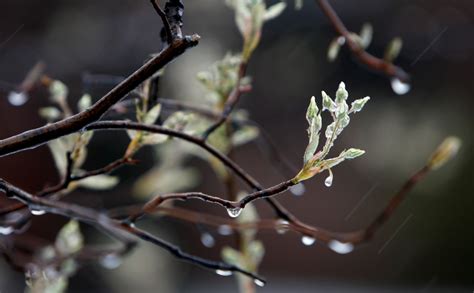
[350, 96, 370, 113]
[78, 175, 119, 190]
[384, 37, 403, 62]
[327, 38, 341, 62]
[39, 107, 61, 121]
[49, 80, 68, 105]
[340, 148, 365, 160]
[55, 220, 84, 255]
[231, 125, 259, 147]
[77, 94, 92, 112]
[295, 0, 304, 9]
[264, 2, 286, 21]
[359, 23, 373, 48]
[144, 104, 162, 125]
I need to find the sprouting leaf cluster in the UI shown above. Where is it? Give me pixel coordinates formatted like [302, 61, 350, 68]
[25, 221, 83, 293]
[39, 80, 119, 191]
[295, 82, 370, 184]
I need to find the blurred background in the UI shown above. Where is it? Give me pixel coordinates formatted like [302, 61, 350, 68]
[0, 0, 473, 292]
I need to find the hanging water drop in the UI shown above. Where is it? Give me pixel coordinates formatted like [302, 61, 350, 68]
[8, 91, 28, 106]
[215, 269, 232, 276]
[254, 279, 265, 287]
[100, 253, 122, 269]
[390, 78, 411, 95]
[217, 225, 233, 236]
[290, 183, 305, 196]
[200, 232, 215, 248]
[328, 240, 354, 254]
[275, 219, 290, 235]
[324, 169, 333, 187]
[227, 207, 242, 218]
[301, 235, 316, 246]
[30, 208, 46, 216]
[0, 225, 14, 235]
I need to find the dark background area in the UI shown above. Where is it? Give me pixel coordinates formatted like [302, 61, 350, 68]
[0, 0, 473, 292]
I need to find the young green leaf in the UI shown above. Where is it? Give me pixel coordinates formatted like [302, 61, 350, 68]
[350, 96, 370, 113]
[77, 94, 92, 112]
[78, 175, 119, 190]
[55, 220, 84, 255]
[304, 96, 322, 163]
[143, 104, 162, 125]
[264, 2, 286, 21]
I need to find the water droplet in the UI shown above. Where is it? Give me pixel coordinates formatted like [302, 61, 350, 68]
[215, 269, 232, 276]
[324, 170, 333, 187]
[0, 225, 14, 235]
[200, 232, 215, 248]
[254, 279, 265, 287]
[336, 36, 346, 46]
[30, 208, 46, 216]
[217, 225, 233, 236]
[290, 183, 305, 196]
[390, 78, 411, 95]
[328, 240, 354, 254]
[8, 91, 28, 106]
[301, 235, 316, 246]
[100, 254, 122, 269]
[275, 219, 290, 235]
[227, 207, 242, 218]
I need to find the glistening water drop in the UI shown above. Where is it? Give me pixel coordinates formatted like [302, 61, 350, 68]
[227, 207, 242, 218]
[390, 78, 411, 95]
[215, 269, 232, 276]
[328, 240, 354, 254]
[301, 235, 316, 246]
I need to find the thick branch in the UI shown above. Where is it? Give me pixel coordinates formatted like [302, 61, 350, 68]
[0, 35, 199, 157]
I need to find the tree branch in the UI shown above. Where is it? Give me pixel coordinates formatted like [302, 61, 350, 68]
[316, 0, 409, 82]
[0, 178, 265, 283]
[0, 35, 199, 157]
[150, 0, 173, 44]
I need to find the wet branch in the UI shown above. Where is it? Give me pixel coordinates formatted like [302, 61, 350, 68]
[316, 0, 410, 82]
[0, 179, 265, 283]
[0, 35, 199, 157]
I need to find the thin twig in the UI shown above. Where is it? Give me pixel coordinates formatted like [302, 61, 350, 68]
[201, 62, 248, 140]
[0, 156, 135, 216]
[316, 0, 410, 82]
[150, 0, 173, 44]
[0, 179, 265, 283]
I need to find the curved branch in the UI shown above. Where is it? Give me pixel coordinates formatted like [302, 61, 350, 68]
[316, 0, 409, 82]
